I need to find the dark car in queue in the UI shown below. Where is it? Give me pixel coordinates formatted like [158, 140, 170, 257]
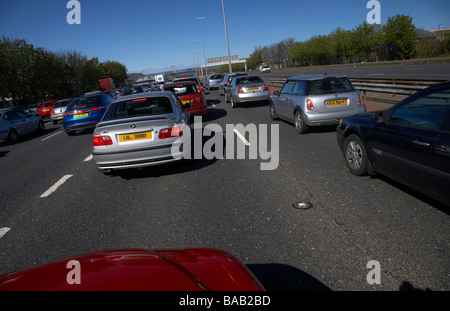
[120, 86, 146, 97]
[270, 74, 366, 134]
[0, 248, 264, 291]
[336, 81, 450, 206]
[92, 91, 191, 173]
[63, 93, 114, 135]
[0, 107, 45, 144]
[225, 75, 270, 108]
[163, 81, 207, 120]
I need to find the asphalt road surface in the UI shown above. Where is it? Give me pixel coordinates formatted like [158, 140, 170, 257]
[0, 90, 449, 291]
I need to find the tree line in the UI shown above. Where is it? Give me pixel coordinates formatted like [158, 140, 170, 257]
[0, 37, 127, 106]
[246, 14, 450, 71]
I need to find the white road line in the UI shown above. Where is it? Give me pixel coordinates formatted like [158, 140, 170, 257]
[84, 154, 93, 162]
[40, 174, 73, 198]
[233, 129, 250, 146]
[0, 227, 11, 239]
[41, 131, 62, 141]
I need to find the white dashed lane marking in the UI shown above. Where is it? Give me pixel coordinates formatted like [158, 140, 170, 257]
[40, 174, 73, 198]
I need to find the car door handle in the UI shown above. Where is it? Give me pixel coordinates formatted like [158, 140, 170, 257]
[412, 140, 430, 147]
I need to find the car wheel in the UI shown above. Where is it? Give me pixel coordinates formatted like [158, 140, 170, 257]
[294, 111, 309, 134]
[224, 93, 229, 103]
[7, 129, 19, 144]
[230, 96, 237, 108]
[344, 134, 369, 176]
[269, 101, 278, 120]
[38, 120, 45, 132]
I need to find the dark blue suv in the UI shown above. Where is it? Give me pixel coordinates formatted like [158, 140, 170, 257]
[336, 81, 450, 206]
[63, 92, 114, 135]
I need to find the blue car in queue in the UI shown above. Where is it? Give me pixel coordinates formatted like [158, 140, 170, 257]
[63, 93, 114, 135]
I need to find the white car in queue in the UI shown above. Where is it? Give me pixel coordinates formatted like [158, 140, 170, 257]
[92, 91, 192, 173]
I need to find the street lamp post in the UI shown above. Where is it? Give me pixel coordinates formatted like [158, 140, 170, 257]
[195, 17, 208, 78]
[192, 39, 202, 77]
[222, 0, 232, 73]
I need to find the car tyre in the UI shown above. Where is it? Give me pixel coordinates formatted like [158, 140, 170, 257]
[230, 96, 237, 108]
[7, 129, 18, 144]
[66, 131, 75, 136]
[38, 120, 45, 132]
[294, 111, 309, 134]
[224, 92, 229, 103]
[343, 134, 369, 176]
[269, 101, 278, 120]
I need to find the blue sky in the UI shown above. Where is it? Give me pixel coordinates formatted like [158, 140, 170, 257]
[1, 0, 449, 74]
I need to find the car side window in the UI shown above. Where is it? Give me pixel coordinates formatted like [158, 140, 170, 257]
[280, 81, 295, 95]
[292, 81, 307, 95]
[389, 89, 450, 130]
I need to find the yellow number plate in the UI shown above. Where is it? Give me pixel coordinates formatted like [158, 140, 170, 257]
[247, 87, 260, 91]
[325, 99, 348, 106]
[118, 131, 152, 142]
[74, 113, 89, 118]
[181, 100, 191, 105]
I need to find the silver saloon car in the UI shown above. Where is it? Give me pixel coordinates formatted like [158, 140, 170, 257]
[0, 107, 45, 144]
[270, 74, 366, 134]
[225, 75, 270, 108]
[92, 92, 191, 173]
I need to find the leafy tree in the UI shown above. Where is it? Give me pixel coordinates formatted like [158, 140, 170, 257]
[100, 61, 128, 87]
[383, 14, 416, 60]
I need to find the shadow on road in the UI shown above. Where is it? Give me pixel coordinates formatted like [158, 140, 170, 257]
[247, 263, 331, 291]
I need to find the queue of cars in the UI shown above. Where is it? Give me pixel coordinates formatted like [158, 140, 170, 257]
[3, 70, 449, 206]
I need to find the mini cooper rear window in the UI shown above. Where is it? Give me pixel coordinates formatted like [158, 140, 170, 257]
[103, 97, 174, 121]
[310, 78, 354, 95]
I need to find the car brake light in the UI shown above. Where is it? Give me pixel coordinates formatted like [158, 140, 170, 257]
[358, 93, 363, 105]
[264, 85, 269, 91]
[93, 135, 112, 146]
[307, 99, 314, 110]
[238, 87, 243, 93]
[159, 127, 182, 139]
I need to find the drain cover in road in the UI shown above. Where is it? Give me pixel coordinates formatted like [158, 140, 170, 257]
[293, 202, 313, 210]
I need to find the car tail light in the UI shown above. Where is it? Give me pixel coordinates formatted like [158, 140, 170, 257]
[358, 93, 363, 105]
[307, 99, 314, 110]
[238, 87, 243, 93]
[159, 127, 182, 139]
[93, 135, 112, 146]
[92, 106, 104, 111]
[264, 85, 269, 91]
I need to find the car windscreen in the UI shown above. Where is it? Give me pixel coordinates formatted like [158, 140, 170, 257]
[102, 97, 174, 121]
[236, 76, 263, 85]
[39, 102, 53, 108]
[68, 96, 100, 110]
[54, 100, 71, 108]
[164, 85, 198, 96]
[310, 78, 354, 95]
[210, 74, 222, 80]
[122, 87, 144, 96]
